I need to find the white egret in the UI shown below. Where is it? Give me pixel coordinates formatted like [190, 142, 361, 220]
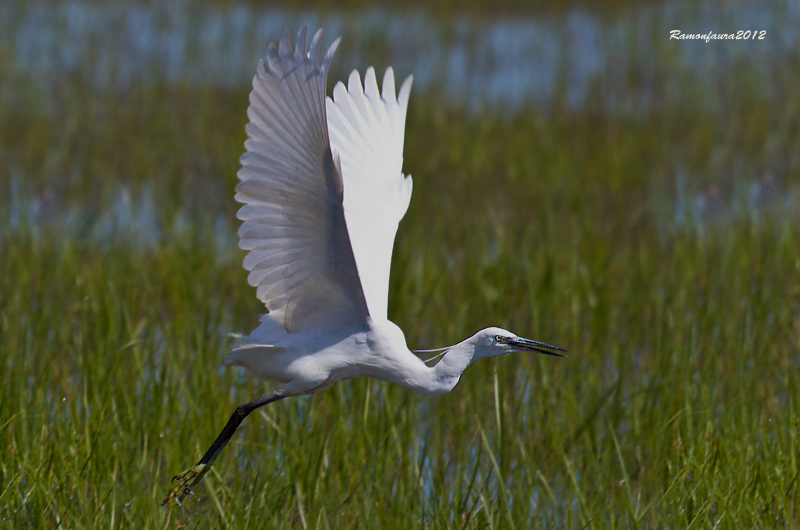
[162, 27, 565, 506]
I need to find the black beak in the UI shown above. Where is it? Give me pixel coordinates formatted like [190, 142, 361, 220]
[506, 337, 567, 358]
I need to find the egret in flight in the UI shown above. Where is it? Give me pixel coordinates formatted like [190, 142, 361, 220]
[162, 27, 565, 505]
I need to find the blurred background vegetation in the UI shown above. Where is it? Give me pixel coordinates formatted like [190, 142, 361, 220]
[1, 0, 798, 527]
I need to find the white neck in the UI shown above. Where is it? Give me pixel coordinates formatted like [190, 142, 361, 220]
[388, 340, 478, 395]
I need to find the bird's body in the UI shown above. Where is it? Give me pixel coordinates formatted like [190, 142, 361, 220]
[227, 318, 425, 394]
[228, 318, 541, 397]
[162, 27, 565, 506]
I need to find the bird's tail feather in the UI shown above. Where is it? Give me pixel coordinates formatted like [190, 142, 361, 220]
[224, 344, 285, 369]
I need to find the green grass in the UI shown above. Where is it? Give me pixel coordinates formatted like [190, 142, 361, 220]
[2, 3, 800, 528]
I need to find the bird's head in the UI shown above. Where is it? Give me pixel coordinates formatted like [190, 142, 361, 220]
[472, 327, 567, 360]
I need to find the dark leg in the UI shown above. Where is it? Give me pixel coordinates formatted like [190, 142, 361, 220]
[161, 390, 287, 506]
[195, 391, 287, 468]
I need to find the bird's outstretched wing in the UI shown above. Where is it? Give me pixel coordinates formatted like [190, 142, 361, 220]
[326, 67, 413, 321]
[236, 28, 369, 333]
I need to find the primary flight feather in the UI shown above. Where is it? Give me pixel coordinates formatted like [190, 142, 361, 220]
[163, 27, 565, 506]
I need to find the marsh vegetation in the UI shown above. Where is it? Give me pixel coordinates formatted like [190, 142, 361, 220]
[1, 0, 798, 527]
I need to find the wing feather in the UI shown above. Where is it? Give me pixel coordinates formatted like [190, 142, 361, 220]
[326, 67, 414, 321]
[235, 28, 369, 333]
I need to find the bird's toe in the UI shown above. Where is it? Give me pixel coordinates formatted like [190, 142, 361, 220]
[161, 464, 209, 506]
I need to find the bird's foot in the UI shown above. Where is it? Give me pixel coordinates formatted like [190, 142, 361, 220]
[161, 463, 209, 506]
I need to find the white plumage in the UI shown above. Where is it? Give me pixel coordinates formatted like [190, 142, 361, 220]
[328, 67, 413, 321]
[163, 27, 564, 506]
[235, 28, 366, 334]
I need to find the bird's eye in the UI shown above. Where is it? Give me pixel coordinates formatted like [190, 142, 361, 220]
[494, 335, 505, 343]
